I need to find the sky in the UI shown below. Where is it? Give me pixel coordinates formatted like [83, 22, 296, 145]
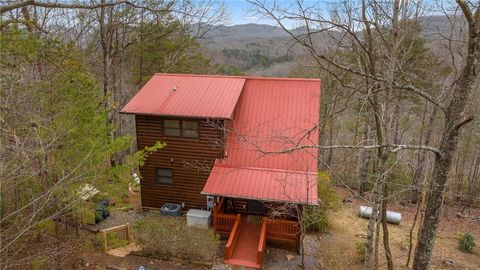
[216, 0, 445, 28]
[222, 0, 323, 27]
[223, 0, 266, 25]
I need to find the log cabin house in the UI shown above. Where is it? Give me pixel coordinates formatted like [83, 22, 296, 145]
[121, 73, 320, 268]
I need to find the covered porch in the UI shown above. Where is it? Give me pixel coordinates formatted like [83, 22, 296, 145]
[212, 197, 301, 268]
[202, 164, 318, 268]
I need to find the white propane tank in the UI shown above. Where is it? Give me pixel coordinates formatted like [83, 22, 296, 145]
[358, 206, 402, 225]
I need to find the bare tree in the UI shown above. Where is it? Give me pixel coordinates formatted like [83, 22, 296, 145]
[413, 1, 480, 268]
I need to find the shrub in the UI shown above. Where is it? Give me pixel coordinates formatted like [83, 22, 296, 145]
[356, 241, 367, 262]
[133, 216, 220, 265]
[317, 171, 340, 209]
[302, 205, 329, 233]
[458, 232, 476, 253]
[303, 171, 339, 233]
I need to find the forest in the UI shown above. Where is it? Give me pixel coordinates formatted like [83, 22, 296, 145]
[1, 0, 480, 270]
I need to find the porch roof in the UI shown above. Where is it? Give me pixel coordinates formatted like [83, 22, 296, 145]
[201, 164, 318, 205]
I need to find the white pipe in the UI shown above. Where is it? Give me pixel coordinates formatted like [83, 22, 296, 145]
[358, 206, 402, 225]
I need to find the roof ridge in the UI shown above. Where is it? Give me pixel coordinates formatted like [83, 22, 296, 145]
[154, 73, 321, 82]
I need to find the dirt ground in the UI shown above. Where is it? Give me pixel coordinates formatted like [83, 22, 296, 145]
[316, 188, 480, 270]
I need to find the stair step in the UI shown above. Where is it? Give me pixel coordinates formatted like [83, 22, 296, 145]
[225, 258, 261, 269]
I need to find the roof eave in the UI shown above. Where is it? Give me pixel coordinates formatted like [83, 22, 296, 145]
[200, 191, 318, 206]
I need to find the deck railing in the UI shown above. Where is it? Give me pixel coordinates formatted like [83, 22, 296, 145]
[257, 218, 268, 265]
[212, 197, 301, 252]
[225, 214, 241, 259]
[214, 213, 238, 232]
[265, 218, 300, 245]
[213, 198, 239, 233]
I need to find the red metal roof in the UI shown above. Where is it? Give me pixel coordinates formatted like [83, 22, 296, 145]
[202, 77, 321, 205]
[223, 79, 320, 171]
[121, 73, 245, 119]
[203, 165, 318, 204]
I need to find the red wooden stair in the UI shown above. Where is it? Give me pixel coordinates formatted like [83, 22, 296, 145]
[224, 215, 267, 269]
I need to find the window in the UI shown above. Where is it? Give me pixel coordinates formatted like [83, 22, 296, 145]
[164, 120, 180, 137]
[163, 119, 199, 138]
[182, 120, 199, 138]
[156, 168, 173, 184]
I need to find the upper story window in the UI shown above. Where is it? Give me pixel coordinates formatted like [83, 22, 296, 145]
[163, 119, 199, 138]
[164, 120, 181, 137]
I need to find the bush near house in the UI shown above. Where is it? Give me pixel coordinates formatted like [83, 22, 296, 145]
[133, 216, 220, 265]
[303, 171, 339, 233]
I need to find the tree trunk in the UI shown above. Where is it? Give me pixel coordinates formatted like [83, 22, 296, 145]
[358, 113, 374, 196]
[413, 2, 480, 267]
[411, 106, 438, 204]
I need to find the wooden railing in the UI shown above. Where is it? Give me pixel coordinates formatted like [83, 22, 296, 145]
[225, 214, 241, 259]
[265, 218, 300, 245]
[213, 197, 238, 233]
[214, 213, 238, 232]
[257, 218, 268, 265]
[99, 223, 131, 252]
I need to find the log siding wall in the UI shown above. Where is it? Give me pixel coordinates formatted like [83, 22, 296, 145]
[135, 115, 224, 209]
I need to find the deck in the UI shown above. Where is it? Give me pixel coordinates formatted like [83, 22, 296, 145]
[225, 216, 263, 268]
[213, 198, 300, 269]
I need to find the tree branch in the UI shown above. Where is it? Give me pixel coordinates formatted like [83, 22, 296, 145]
[0, 0, 172, 15]
[247, 142, 442, 157]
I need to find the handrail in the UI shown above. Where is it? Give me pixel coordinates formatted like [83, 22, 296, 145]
[265, 218, 300, 242]
[225, 214, 241, 259]
[214, 213, 237, 232]
[257, 218, 268, 265]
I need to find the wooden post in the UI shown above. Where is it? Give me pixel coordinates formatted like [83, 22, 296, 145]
[102, 231, 108, 252]
[125, 222, 131, 243]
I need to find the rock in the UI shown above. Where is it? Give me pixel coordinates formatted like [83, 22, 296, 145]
[442, 259, 457, 268]
[286, 254, 295, 261]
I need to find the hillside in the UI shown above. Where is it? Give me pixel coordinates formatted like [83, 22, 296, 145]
[199, 24, 305, 76]
[200, 15, 463, 77]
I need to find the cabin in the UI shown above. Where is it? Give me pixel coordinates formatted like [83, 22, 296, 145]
[121, 73, 320, 268]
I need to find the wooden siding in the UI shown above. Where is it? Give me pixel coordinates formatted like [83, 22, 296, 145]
[135, 115, 224, 209]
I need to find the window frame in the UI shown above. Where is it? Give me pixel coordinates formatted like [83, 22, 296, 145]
[163, 119, 181, 137]
[181, 120, 199, 138]
[163, 119, 199, 139]
[156, 168, 173, 185]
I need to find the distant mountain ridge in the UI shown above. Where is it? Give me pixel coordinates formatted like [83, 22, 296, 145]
[203, 23, 289, 40]
[199, 15, 461, 77]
